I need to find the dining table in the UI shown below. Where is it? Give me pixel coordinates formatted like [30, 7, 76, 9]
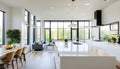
[0, 46, 24, 59]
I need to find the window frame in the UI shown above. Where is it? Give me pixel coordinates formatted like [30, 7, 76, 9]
[44, 20, 90, 41]
[0, 10, 5, 45]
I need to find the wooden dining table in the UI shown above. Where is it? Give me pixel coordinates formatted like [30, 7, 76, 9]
[0, 46, 24, 59]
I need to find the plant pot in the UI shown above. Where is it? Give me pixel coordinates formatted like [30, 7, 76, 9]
[111, 40, 116, 43]
[65, 42, 68, 45]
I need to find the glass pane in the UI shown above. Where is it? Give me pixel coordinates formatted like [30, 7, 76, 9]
[111, 24, 118, 31]
[45, 29, 50, 41]
[36, 21, 40, 41]
[79, 22, 84, 28]
[24, 11, 28, 23]
[72, 22, 77, 28]
[58, 28, 63, 40]
[24, 26, 27, 44]
[51, 29, 57, 39]
[72, 30, 77, 40]
[79, 28, 84, 40]
[64, 22, 71, 28]
[85, 28, 89, 39]
[36, 22, 40, 27]
[100, 25, 110, 40]
[0, 11, 3, 44]
[58, 22, 63, 28]
[64, 29, 70, 39]
[31, 14, 34, 25]
[84, 22, 89, 26]
[45, 22, 50, 28]
[51, 22, 57, 28]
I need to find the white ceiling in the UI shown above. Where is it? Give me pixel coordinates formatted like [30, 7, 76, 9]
[0, 0, 118, 20]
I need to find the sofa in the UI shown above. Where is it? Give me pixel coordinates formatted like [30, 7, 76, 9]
[32, 42, 43, 51]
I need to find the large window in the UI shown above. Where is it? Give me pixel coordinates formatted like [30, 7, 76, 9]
[64, 22, 71, 39]
[24, 10, 30, 45]
[45, 22, 50, 41]
[31, 14, 36, 42]
[100, 22, 119, 40]
[58, 22, 64, 39]
[36, 21, 41, 41]
[100, 25, 110, 40]
[44, 20, 90, 41]
[0, 11, 5, 44]
[51, 22, 58, 39]
[79, 21, 90, 40]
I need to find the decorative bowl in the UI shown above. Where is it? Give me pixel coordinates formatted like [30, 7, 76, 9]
[5, 46, 13, 50]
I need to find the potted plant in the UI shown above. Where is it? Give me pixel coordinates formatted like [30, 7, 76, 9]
[64, 39, 68, 45]
[117, 34, 120, 44]
[111, 37, 117, 43]
[107, 38, 111, 43]
[6, 29, 21, 46]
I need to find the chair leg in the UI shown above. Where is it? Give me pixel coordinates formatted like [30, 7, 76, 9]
[19, 57, 23, 65]
[0, 64, 5, 69]
[16, 58, 18, 69]
[6, 64, 9, 69]
[11, 61, 14, 69]
[116, 65, 120, 69]
[23, 54, 26, 62]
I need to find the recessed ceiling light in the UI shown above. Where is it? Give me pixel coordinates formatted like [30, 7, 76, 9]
[84, 3, 90, 6]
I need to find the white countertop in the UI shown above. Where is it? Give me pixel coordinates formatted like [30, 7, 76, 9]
[55, 41, 113, 57]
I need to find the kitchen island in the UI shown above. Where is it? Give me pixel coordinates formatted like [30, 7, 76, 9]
[55, 41, 118, 69]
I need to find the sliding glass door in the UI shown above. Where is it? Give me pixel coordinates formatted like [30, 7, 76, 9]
[45, 29, 50, 41]
[44, 20, 90, 41]
[72, 29, 77, 40]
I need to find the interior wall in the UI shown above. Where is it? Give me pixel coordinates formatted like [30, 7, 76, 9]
[10, 7, 32, 52]
[0, 2, 11, 45]
[10, 7, 22, 29]
[102, 0, 120, 24]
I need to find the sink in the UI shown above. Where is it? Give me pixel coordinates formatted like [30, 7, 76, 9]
[73, 42, 82, 45]
[93, 40, 104, 42]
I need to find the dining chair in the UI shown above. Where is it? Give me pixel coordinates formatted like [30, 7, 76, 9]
[0, 51, 15, 69]
[116, 65, 120, 69]
[14, 48, 23, 69]
[22, 47, 26, 62]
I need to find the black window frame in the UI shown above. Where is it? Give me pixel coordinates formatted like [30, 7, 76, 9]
[25, 9, 30, 45]
[44, 20, 90, 41]
[100, 21, 119, 40]
[0, 10, 5, 45]
[33, 16, 36, 42]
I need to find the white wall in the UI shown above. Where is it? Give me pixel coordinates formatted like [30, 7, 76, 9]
[10, 7, 32, 52]
[102, 0, 120, 24]
[0, 2, 11, 45]
[10, 7, 22, 29]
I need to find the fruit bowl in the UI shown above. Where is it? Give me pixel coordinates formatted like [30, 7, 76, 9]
[5, 46, 13, 50]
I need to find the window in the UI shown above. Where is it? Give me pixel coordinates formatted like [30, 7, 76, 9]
[100, 22, 119, 40]
[58, 22, 64, 39]
[36, 21, 41, 41]
[100, 25, 110, 40]
[51, 22, 58, 39]
[64, 22, 71, 39]
[44, 20, 90, 41]
[24, 10, 30, 45]
[45, 21, 50, 41]
[31, 14, 34, 26]
[79, 21, 90, 40]
[0, 11, 5, 44]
